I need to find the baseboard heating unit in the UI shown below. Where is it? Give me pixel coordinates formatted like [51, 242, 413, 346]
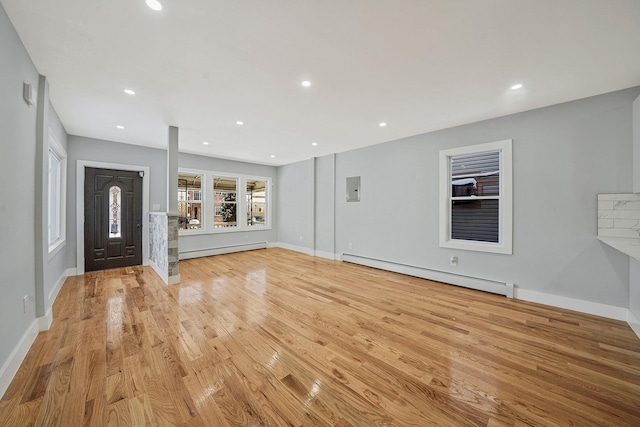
[341, 253, 513, 298]
[180, 242, 268, 260]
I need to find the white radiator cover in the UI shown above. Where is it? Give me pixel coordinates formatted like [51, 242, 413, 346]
[179, 242, 268, 260]
[341, 253, 513, 297]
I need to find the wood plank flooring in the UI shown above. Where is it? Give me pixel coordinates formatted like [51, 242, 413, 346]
[1, 248, 640, 426]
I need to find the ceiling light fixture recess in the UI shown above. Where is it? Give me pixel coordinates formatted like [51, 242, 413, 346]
[301, 80, 311, 87]
[311, 142, 318, 146]
[124, 89, 135, 95]
[117, 125, 125, 129]
[202, 141, 209, 145]
[510, 83, 523, 90]
[379, 122, 387, 127]
[270, 154, 276, 158]
[236, 121, 244, 125]
[146, 0, 163, 11]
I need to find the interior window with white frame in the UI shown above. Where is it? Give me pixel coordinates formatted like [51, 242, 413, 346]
[178, 173, 203, 230]
[48, 134, 67, 253]
[213, 176, 238, 229]
[177, 171, 271, 234]
[246, 179, 267, 227]
[439, 139, 512, 254]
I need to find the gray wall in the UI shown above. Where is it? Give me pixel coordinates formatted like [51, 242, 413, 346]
[278, 87, 640, 308]
[0, 3, 40, 370]
[66, 136, 168, 269]
[178, 153, 278, 253]
[630, 95, 640, 319]
[315, 154, 336, 255]
[277, 159, 314, 251]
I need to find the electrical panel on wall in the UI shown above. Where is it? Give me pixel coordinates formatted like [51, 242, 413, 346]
[346, 176, 360, 202]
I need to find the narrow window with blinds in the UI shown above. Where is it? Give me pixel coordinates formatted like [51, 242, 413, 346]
[439, 140, 513, 254]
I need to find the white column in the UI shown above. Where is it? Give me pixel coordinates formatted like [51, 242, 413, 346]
[167, 126, 179, 213]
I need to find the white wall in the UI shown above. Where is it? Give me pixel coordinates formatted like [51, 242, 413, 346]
[278, 87, 640, 309]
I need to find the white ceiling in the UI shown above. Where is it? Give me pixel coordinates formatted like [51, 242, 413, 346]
[3, 0, 640, 166]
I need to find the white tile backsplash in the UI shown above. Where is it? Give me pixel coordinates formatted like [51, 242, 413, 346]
[598, 193, 640, 202]
[598, 228, 640, 238]
[613, 219, 640, 229]
[598, 218, 614, 228]
[598, 193, 640, 239]
[613, 200, 640, 210]
[598, 201, 614, 210]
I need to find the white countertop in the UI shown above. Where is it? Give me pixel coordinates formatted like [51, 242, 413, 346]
[597, 236, 640, 262]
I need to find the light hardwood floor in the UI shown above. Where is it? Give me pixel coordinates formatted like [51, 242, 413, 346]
[1, 248, 640, 426]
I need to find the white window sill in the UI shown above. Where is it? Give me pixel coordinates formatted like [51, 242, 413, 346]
[440, 239, 512, 255]
[48, 239, 66, 259]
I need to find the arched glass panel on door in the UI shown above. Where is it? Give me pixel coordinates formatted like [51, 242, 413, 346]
[109, 185, 121, 238]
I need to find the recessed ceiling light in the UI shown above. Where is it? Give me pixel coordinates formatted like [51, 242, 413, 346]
[510, 83, 523, 90]
[116, 125, 125, 129]
[202, 141, 209, 145]
[301, 80, 311, 87]
[146, 0, 162, 11]
[270, 154, 276, 158]
[379, 122, 387, 127]
[236, 121, 244, 125]
[124, 89, 135, 95]
[311, 142, 318, 146]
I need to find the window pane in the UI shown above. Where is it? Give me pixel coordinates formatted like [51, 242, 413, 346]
[109, 186, 122, 238]
[178, 173, 202, 230]
[451, 199, 499, 243]
[246, 180, 266, 226]
[451, 151, 500, 197]
[48, 150, 61, 243]
[214, 177, 237, 228]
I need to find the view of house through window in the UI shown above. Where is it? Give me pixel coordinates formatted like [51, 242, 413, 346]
[246, 179, 266, 226]
[214, 176, 238, 228]
[439, 139, 512, 254]
[450, 151, 500, 243]
[177, 171, 270, 233]
[178, 173, 202, 230]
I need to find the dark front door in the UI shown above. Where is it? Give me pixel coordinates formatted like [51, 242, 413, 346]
[84, 167, 143, 272]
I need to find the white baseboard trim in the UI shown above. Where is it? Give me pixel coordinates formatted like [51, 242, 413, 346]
[38, 267, 76, 332]
[338, 252, 630, 323]
[168, 274, 181, 285]
[0, 319, 39, 399]
[47, 269, 70, 312]
[180, 242, 269, 260]
[628, 309, 640, 339]
[342, 253, 509, 296]
[269, 242, 314, 256]
[38, 313, 52, 332]
[314, 250, 339, 260]
[513, 288, 628, 321]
